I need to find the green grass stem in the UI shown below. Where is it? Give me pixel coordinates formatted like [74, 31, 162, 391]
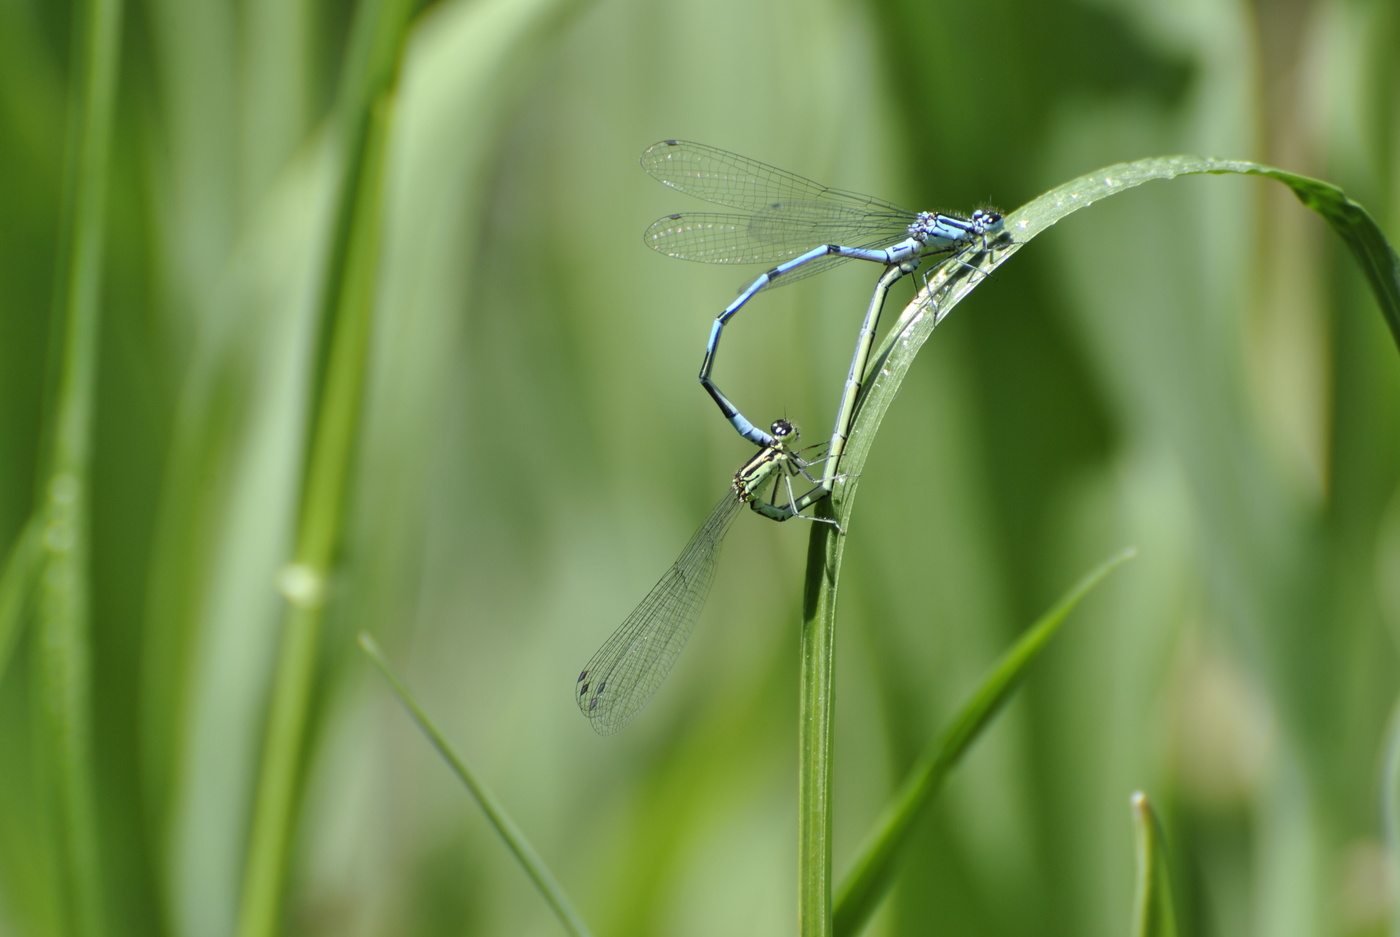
[233, 2, 412, 928]
[1129, 792, 1179, 937]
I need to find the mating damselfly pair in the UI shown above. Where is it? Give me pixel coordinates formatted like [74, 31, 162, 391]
[576, 140, 1006, 735]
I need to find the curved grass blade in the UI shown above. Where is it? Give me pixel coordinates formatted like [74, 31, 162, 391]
[360, 635, 593, 937]
[804, 154, 1398, 937]
[831, 549, 1136, 937]
[840, 155, 1400, 509]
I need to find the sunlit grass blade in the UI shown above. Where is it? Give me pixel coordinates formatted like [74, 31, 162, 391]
[1001, 156, 1398, 344]
[360, 634, 594, 937]
[855, 157, 1400, 465]
[830, 548, 1136, 937]
[1129, 792, 1179, 937]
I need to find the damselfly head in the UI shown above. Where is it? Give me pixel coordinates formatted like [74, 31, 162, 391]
[769, 419, 799, 445]
[970, 208, 1004, 235]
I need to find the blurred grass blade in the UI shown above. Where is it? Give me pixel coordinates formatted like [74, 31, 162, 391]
[26, 0, 127, 934]
[1383, 695, 1400, 935]
[359, 634, 594, 937]
[1129, 792, 1179, 937]
[236, 0, 596, 929]
[234, 0, 411, 928]
[832, 548, 1136, 937]
[0, 516, 42, 687]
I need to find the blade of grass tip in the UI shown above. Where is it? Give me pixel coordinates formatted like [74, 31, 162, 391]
[1206, 162, 1400, 350]
[832, 548, 1137, 937]
[358, 634, 593, 937]
[1129, 792, 1179, 937]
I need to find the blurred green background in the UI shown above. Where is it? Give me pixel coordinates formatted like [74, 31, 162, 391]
[1, 0, 1398, 934]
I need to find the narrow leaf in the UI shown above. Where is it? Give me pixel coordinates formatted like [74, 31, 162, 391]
[360, 634, 593, 937]
[833, 548, 1136, 937]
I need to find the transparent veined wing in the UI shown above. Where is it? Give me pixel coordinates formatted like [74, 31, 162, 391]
[641, 139, 914, 218]
[576, 490, 746, 735]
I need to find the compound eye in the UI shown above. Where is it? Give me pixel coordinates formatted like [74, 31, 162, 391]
[771, 419, 793, 438]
